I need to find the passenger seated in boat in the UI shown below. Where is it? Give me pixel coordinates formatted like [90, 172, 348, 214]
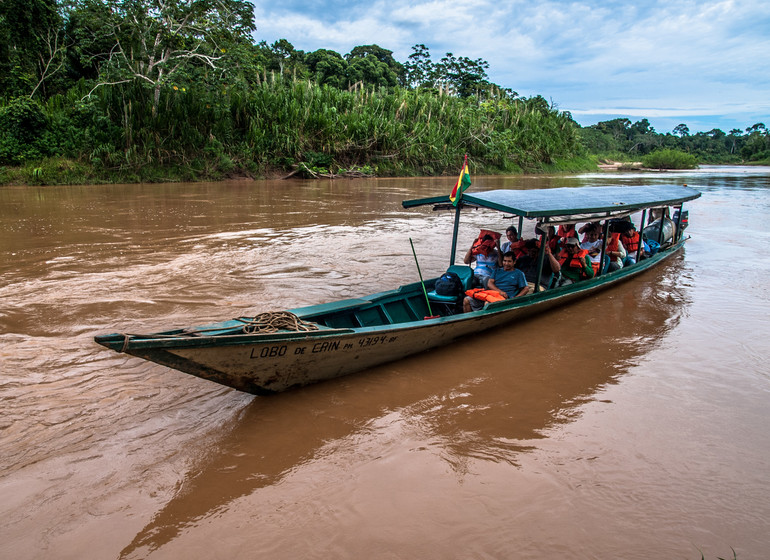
[605, 229, 626, 272]
[538, 224, 560, 254]
[580, 225, 604, 274]
[514, 238, 561, 290]
[620, 224, 642, 266]
[501, 225, 517, 252]
[557, 223, 578, 241]
[556, 237, 594, 286]
[646, 206, 677, 246]
[463, 252, 528, 312]
[464, 231, 501, 288]
[501, 226, 527, 258]
[579, 221, 602, 242]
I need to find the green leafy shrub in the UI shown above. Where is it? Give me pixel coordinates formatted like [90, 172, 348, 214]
[641, 148, 698, 169]
[0, 97, 53, 164]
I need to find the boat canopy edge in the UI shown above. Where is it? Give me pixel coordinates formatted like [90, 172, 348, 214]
[402, 195, 451, 208]
[402, 185, 701, 218]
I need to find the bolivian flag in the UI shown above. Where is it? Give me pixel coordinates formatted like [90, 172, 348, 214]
[449, 157, 471, 206]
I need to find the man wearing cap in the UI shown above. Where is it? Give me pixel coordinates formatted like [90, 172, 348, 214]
[557, 237, 594, 286]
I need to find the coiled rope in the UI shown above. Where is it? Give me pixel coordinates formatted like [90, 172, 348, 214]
[117, 311, 319, 352]
[235, 311, 320, 334]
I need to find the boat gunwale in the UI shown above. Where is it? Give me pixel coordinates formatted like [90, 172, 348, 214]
[97, 239, 685, 353]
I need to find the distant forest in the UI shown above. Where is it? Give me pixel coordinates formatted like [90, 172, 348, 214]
[1, 0, 768, 184]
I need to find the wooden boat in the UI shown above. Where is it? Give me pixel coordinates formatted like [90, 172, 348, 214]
[95, 184, 701, 395]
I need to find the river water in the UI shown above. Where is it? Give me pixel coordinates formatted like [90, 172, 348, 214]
[1, 167, 769, 559]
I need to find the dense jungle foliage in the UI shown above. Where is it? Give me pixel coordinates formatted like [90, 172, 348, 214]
[1, 0, 768, 185]
[580, 118, 769, 166]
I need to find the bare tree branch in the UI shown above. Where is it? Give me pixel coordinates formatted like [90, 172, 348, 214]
[30, 28, 71, 99]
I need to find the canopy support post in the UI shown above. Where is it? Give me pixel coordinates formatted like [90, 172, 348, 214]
[598, 221, 611, 276]
[637, 209, 647, 262]
[534, 228, 547, 292]
[657, 207, 665, 246]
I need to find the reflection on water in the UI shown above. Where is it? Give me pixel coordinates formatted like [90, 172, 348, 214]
[119, 257, 689, 558]
[1, 167, 769, 560]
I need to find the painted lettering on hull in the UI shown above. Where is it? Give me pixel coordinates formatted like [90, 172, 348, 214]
[358, 335, 393, 348]
[250, 345, 287, 359]
[249, 336, 399, 360]
[312, 340, 340, 353]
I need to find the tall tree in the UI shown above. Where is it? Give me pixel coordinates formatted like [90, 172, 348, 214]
[345, 45, 403, 87]
[630, 118, 654, 136]
[402, 44, 494, 97]
[727, 128, 742, 154]
[306, 49, 347, 89]
[75, 0, 256, 116]
[436, 52, 490, 98]
[403, 44, 434, 88]
[595, 118, 631, 142]
[0, 0, 62, 98]
[263, 39, 305, 76]
[673, 123, 690, 137]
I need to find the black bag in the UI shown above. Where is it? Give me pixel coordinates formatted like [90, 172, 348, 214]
[434, 271, 462, 296]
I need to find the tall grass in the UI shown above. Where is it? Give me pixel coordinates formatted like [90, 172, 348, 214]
[2, 75, 586, 182]
[238, 77, 583, 176]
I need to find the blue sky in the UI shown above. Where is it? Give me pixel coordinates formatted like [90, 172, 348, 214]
[252, 0, 769, 134]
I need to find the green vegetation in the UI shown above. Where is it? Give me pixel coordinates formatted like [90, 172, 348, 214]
[578, 118, 770, 167]
[641, 148, 698, 169]
[0, 76, 586, 183]
[0, 1, 767, 185]
[0, 0, 588, 184]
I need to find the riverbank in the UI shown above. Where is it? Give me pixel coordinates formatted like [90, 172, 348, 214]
[0, 155, 599, 186]
[5, 154, 763, 187]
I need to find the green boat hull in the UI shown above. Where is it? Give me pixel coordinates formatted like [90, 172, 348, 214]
[95, 241, 684, 395]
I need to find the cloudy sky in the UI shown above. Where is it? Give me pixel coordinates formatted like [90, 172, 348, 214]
[252, 0, 769, 134]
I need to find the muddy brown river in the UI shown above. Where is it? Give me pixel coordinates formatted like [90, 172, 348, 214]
[1, 167, 769, 559]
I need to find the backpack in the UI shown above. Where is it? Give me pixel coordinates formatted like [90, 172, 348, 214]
[434, 271, 462, 296]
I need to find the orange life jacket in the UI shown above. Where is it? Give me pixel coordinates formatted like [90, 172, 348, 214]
[607, 233, 622, 262]
[558, 249, 592, 278]
[465, 288, 506, 303]
[547, 237, 559, 254]
[622, 231, 640, 253]
[557, 225, 578, 239]
[471, 229, 501, 256]
[510, 239, 528, 259]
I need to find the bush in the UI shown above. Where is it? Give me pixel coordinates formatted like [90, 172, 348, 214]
[0, 97, 53, 164]
[22, 157, 95, 185]
[641, 148, 698, 169]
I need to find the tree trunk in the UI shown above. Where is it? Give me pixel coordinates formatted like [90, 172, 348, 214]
[152, 82, 161, 118]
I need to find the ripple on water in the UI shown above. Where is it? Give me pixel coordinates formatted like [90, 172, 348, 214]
[1, 173, 770, 559]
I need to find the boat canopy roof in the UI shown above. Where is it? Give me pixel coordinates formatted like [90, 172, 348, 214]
[403, 184, 701, 224]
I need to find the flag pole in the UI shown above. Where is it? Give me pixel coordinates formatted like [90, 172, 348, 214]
[449, 154, 468, 265]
